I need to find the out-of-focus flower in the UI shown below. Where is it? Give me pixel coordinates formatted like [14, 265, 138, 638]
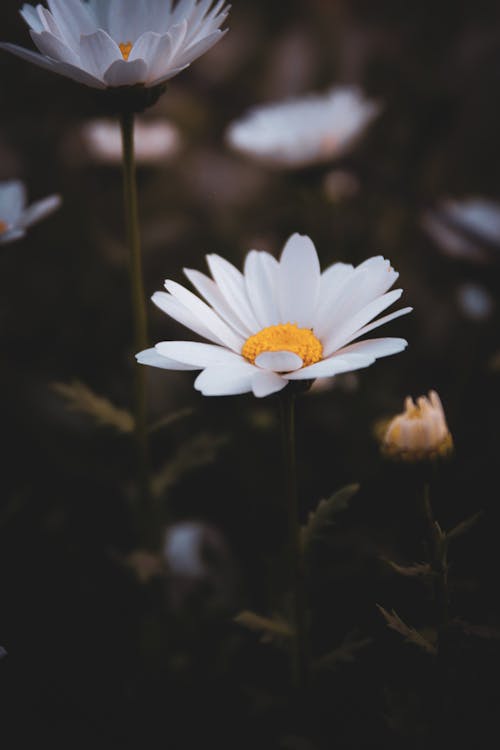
[164, 521, 234, 612]
[457, 283, 494, 321]
[137, 233, 411, 398]
[81, 117, 181, 164]
[382, 391, 453, 462]
[1, 0, 229, 90]
[323, 169, 360, 202]
[225, 87, 381, 169]
[0, 180, 61, 245]
[422, 198, 500, 264]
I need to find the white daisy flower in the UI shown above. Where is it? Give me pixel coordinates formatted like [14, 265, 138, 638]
[0, 180, 61, 246]
[81, 116, 181, 164]
[1, 0, 230, 90]
[225, 87, 381, 169]
[137, 233, 411, 398]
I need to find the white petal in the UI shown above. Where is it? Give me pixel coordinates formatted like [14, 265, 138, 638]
[30, 30, 81, 66]
[0, 180, 26, 223]
[0, 228, 26, 246]
[285, 353, 374, 380]
[79, 30, 121, 80]
[152, 290, 220, 344]
[194, 363, 256, 396]
[129, 30, 167, 68]
[339, 307, 413, 348]
[19, 195, 61, 228]
[20, 5, 45, 32]
[244, 250, 281, 328]
[147, 63, 190, 87]
[279, 234, 321, 328]
[136, 347, 198, 371]
[314, 261, 354, 330]
[184, 268, 250, 337]
[107, 0, 148, 42]
[252, 371, 288, 398]
[176, 29, 226, 67]
[156, 341, 243, 368]
[0, 43, 106, 88]
[103, 58, 148, 87]
[46, 0, 95, 44]
[255, 351, 303, 372]
[165, 280, 244, 351]
[322, 289, 404, 355]
[142, 32, 176, 81]
[334, 337, 408, 359]
[206, 254, 260, 333]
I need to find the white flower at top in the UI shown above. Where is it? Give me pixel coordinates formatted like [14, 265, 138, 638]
[1, 0, 230, 90]
[0, 180, 61, 245]
[137, 234, 411, 398]
[226, 87, 381, 169]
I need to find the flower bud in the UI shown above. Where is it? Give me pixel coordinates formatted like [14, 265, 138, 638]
[382, 390, 453, 462]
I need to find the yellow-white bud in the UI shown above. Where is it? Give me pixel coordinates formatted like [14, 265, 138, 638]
[382, 390, 453, 462]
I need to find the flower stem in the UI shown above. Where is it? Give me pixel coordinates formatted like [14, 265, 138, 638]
[422, 482, 449, 638]
[279, 391, 308, 691]
[120, 111, 154, 546]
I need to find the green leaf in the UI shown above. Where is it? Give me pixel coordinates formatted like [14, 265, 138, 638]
[377, 605, 437, 655]
[152, 432, 228, 497]
[301, 483, 360, 550]
[314, 630, 373, 671]
[234, 610, 294, 643]
[381, 558, 432, 578]
[148, 407, 194, 434]
[446, 512, 483, 543]
[52, 380, 134, 433]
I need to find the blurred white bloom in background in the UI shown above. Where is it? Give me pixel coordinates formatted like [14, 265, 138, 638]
[422, 198, 500, 264]
[1, 0, 229, 89]
[456, 283, 494, 321]
[164, 521, 234, 612]
[81, 117, 181, 165]
[137, 233, 411, 398]
[382, 391, 453, 462]
[0, 180, 61, 245]
[226, 87, 381, 169]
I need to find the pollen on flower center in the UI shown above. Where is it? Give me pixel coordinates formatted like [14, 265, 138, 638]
[0, 220, 8, 234]
[242, 323, 323, 367]
[119, 42, 133, 61]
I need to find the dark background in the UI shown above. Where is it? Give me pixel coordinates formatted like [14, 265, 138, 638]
[1, 0, 500, 747]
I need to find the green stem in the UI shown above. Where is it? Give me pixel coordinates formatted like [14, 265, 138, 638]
[120, 111, 155, 546]
[279, 392, 308, 690]
[423, 483, 449, 636]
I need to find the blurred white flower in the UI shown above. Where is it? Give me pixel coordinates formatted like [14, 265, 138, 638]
[457, 283, 494, 321]
[422, 198, 500, 264]
[225, 87, 381, 169]
[1, 0, 229, 90]
[81, 117, 181, 164]
[164, 521, 234, 612]
[137, 233, 411, 398]
[382, 391, 453, 462]
[0, 180, 61, 245]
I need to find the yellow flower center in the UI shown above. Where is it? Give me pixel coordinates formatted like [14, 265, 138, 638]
[0, 220, 8, 234]
[242, 323, 323, 367]
[119, 41, 133, 61]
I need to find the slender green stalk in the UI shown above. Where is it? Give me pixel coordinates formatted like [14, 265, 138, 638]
[279, 392, 308, 690]
[120, 111, 154, 544]
[422, 482, 449, 636]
